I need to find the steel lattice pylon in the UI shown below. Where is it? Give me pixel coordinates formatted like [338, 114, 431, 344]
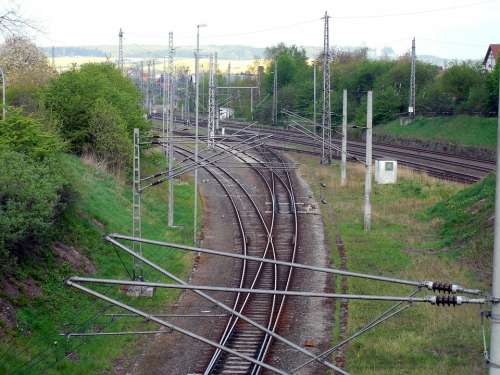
[207, 53, 217, 148]
[132, 128, 143, 279]
[167, 31, 175, 227]
[409, 38, 416, 119]
[118, 28, 124, 74]
[321, 11, 332, 164]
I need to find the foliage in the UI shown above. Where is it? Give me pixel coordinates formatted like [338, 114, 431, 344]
[88, 98, 132, 170]
[250, 44, 499, 126]
[0, 109, 64, 159]
[0, 149, 68, 269]
[0, 152, 195, 375]
[43, 63, 147, 153]
[0, 36, 55, 112]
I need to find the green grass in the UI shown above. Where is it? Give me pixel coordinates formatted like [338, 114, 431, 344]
[0, 150, 195, 375]
[429, 173, 495, 277]
[374, 116, 497, 149]
[292, 156, 487, 374]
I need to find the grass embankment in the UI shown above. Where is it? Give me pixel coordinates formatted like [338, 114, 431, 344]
[374, 116, 497, 149]
[430, 174, 495, 280]
[0, 150, 194, 375]
[293, 154, 487, 374]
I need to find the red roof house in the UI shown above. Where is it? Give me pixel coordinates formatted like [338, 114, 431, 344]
[484, 44, 500, 71]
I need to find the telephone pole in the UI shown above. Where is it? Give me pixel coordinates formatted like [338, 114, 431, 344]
[147, 61, 151, 116]
[321, 11, 332, 164]
[118, 28, 124, 74]
[313, 63, 317, 125]
[490, 69, 500, 375]
[184, 70, 190, 125]
[272, 58, 278, 126]
[51, 46, 55, 69]
[409, 37, 416, 119]
[207, 53, 216, 148]
[167, 31, 175, 227]
[194, 24, 206, 244]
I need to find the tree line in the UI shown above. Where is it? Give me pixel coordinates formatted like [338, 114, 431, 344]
[249, 43, 499, 126]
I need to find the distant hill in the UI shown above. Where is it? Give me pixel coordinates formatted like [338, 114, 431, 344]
[41, 44, 458, 67]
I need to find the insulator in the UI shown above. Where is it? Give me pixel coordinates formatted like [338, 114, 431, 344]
[432, 281, 453, 294]
[435, 295, 458, 306]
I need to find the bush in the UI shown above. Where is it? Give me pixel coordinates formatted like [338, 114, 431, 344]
[0, 149, 69, 270]
[0, 111, 68, 271]
[43, 63, 147, 153]
[88, 98, 132, 170]
[0, 110, 64, 159]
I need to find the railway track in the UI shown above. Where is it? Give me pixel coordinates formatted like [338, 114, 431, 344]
[216, 121, 493, 184]
[155, 114, 493, 184]
[173, 143, 299, 374]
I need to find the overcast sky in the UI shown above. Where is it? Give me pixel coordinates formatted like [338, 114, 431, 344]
[13, 0, 500, 60]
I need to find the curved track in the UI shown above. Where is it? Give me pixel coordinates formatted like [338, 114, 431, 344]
[173, 143, 299, 374]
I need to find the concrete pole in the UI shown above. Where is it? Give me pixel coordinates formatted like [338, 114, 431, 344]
[364, 91, 373, 232]
[250, 87, 253, 120]
[490, 69, 500, 375]
[313, 63, 316, 125]
[341, 89, 347, 186]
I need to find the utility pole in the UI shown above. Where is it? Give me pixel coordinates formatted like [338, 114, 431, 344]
[167, 31, 175, 227]
[364, 91, 373, 232]
[51, 46, 55, 69]
[272, 58, 278, 126]
[490, 68, 500, 375]
[214, 53, 220, 131]
[118, 28, 124, 74]
[207, 53, 216, 148]
[146, 61, 151, 116]
[0, 67, 5, 121]
[321, 11, 332, 164]
[132, 128, 143, 279]
[313, 63, 317, 125]
[184, 70, 190, 125]
[341, 89, 347, 186]
[152, 60, 156, 111]
[227, 63, 232, 119]
[194, 24, 206, 244]
[409, 37, 416, 120]
[140, 61, 145, 109]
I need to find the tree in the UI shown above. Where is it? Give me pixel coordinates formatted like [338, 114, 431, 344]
[0, 36, 55, 112]
[0, 3, 38, 36]
[88, 99, 132, 171]
[43, 63, 147, 153]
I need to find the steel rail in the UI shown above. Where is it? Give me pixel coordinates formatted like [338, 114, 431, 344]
[104, 236, 343, 372]
[252, 148, 299, 375]
[66, 280, 289, 375]
[174, 146, 280, 374]
[210, 145, 284, 374]
[174, 146, 279, 374]
[107, 233, 481, 294]
[139, 137, 273, 191]
[139, 133, 263, 184]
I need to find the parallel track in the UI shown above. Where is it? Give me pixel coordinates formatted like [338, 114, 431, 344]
[156, 115, 493, 184]
[173, 143, 299, 374]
